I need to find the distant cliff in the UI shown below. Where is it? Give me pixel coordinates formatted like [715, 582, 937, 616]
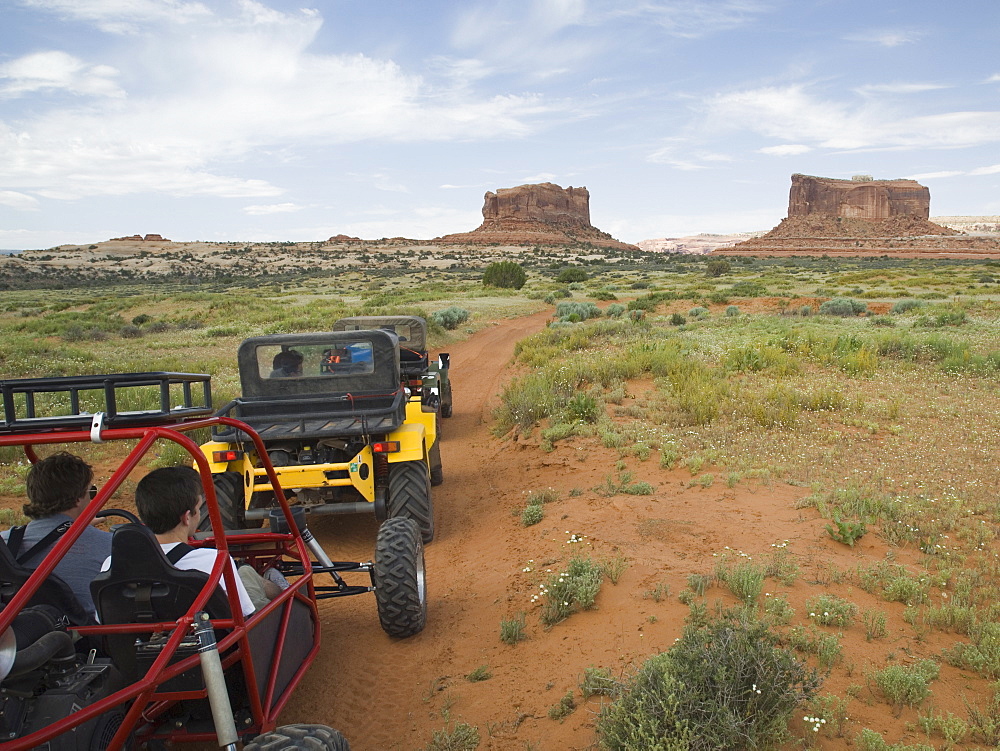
[436, 182, 637, 250]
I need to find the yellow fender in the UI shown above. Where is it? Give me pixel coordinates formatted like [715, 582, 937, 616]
[386, 422, 427, 463]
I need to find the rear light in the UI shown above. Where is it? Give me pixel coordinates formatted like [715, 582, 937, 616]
[371, 441, 400, 454]
[213, 450, 243, 462]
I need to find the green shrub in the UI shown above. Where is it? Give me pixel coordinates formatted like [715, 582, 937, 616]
[597, 609, 820, 750]
[554, 301, 602, 322]
[871, 660, 939, 710]
[431, 306, 471, 330]
[424, 722, 481, 751]
[540, 555, 604, 626]
[521, 504, 544, 526]
[500, 612, 527, 645]
[483, 261, 527, 289]
[687, 306, 708, 319]
[725, 305, 739, 317]
[466, 664, 492, 682]
[891, 299, 924, 314]
[819, 297, 867, 316]
[943, 622, 1000, 677]
[706, 259, 731, 277]
[606, 303, 626, 317]
[669, 312, 686, 326]
[556, 267, 588, 283]
[805, 593, 858, 627]
[580, 666, 616, 698]
[549, 691, 577, 721]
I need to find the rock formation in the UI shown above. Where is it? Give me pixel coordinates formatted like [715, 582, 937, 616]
[436, 182, 637, 250]
[788, 174, 929, 220]
[108, 234, 171, 242]
[713, 174, 1000, 258]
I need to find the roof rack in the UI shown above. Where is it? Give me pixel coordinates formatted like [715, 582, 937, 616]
[0, 372, 213, 434]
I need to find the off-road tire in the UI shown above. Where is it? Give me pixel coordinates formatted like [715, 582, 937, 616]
[373, 517, 427, 638]
[387, 461, 434, 543]
[198, 472, 246, 531]
[244, 724, 350, 750]
[441, 381, 453, 418]
[429, 425, 443, 487]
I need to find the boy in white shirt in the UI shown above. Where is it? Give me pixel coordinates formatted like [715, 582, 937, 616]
[101, 467, 282, 616]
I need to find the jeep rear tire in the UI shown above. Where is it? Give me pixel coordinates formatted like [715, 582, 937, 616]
[387, 461, 434, 543]
[244, 723, 350, 750]
[373, 517, 427, 638]
[198, 472, 247, 531]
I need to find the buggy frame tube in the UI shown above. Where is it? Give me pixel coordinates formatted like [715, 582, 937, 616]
[0, 415, 323, 749]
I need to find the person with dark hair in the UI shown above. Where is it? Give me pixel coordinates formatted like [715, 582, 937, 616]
[101, 467, 284, 616]
[1, 451, 111, 618]
[269, 349, 303, 377]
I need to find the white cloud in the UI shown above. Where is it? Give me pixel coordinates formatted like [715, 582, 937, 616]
[704, 84, 1000, 151]
[846, 28, 924, 47]
[20, 0, 212, 34]
[0, 51, 123, 98]
[648, 141, 734, 170]
[906, 171, 964, 180]
[0, 190, 40, 210]
[0, 3, 553, 202]
[758, 144, 812, 156]
[988, 74, 1000, 83]
[855, 82, 946, 96]
[607, 0, 773, 39]
[243, 202, 303, 215]
[970, 164, 1000, 176]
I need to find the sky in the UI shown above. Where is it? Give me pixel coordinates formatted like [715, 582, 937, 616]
[1, 0, 998, 249]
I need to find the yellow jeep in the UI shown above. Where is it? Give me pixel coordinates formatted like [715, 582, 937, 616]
[200, 330, 438, 542]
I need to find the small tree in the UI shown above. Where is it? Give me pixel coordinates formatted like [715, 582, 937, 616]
[556, 267, 588, 283]
[705, 259, 731, 277]
[483, 261, 527, 289]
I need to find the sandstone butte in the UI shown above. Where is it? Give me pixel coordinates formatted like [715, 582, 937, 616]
[435, 182, 638, 250]
[717, 174, 1000, 259]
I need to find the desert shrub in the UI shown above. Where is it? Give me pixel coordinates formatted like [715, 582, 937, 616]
[687, 306, 708, 319]
[871, 660, 939, 710]
[424, 722, 480, 751]
[581, 666, 616, 698]
[725, 305, 740, 317]
[606, 303, 626, 318]
[706, 259, 731, 277]
[597, 609, 820, 750]
[591, 288, 618, 301]
[554, 301, 601, 322]
[819, 297, 867, 316]
[431, 306, 470, 330]
[131, 313, 152, 326]
[805, 593, 858, 627]
[119, 324, 144, 339]
[540, 555, 604, 625]
[669, 312, 687, 326]
[869, 315, 895, 327]
[943, 622, 1000, 677]
[500, 612, 527, 645]
[891, 299, 924, 314]
[482, 261, 527, 289]
[564, 392, 600, 423]
[556, 267, 588, 283]
[521, 504, 544, 526]
[729, 280, 768, 297]
[146, 321, 170, 333]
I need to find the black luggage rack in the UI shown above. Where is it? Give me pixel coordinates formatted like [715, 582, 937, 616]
[0, 372, 213, 434]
